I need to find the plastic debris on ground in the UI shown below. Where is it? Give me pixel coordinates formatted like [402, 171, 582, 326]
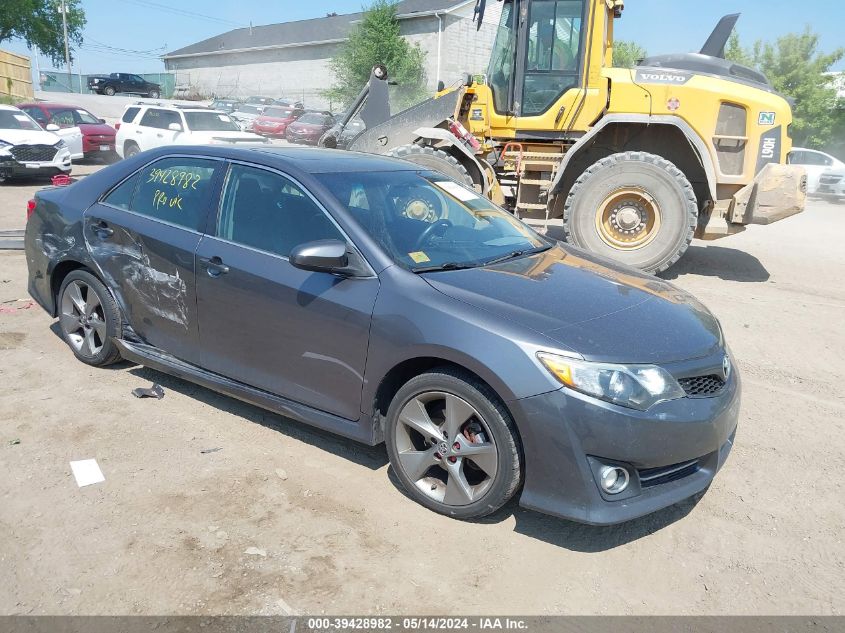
[131, 383, 165, 399]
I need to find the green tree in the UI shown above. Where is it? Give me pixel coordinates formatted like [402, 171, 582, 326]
[726, 28, 844, 149]
[324, 0, 427, 111]
[612, 40, 647, 69]
[0, 0, 86, 66]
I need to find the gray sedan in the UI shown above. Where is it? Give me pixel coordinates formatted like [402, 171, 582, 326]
[25, 146, 739, 525]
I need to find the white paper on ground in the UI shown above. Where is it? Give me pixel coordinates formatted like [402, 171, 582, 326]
[70, 459, 105, 487]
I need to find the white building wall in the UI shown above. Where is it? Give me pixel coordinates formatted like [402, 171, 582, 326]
[165, 4, 503, 110]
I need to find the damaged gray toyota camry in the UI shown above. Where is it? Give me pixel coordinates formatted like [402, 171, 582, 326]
[25, 146, 739, 525]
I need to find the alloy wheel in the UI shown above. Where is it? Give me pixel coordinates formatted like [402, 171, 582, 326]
[60, 280, 107, 358]
[394, 391, 498, 506]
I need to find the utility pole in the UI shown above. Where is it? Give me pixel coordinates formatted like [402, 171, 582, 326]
[59, 0, 72, 92]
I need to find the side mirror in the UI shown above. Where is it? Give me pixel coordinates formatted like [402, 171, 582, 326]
[98, 118, 106, 124]
[168, 122, 183, 132]
[290, 239, 349, 274]
[45, 123, 60, 132]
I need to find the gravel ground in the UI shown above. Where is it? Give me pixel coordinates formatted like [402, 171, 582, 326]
[1, 166, 843, 615]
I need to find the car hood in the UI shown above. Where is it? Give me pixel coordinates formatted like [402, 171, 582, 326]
[0, 128, 60, 145]
[423, 245, 722, 364]
[78, 123, 116, 136]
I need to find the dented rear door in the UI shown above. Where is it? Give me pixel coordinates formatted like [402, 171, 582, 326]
[85, 156, 225, 363]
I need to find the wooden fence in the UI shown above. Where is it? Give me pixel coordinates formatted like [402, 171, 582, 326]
[0, 49, 34, 101]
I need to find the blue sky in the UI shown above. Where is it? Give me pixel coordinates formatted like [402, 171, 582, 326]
[5, 0, 844, 75]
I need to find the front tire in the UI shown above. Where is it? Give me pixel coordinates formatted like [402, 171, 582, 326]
[389, 144, 475, 188]
[562, 151, 697, 274]
[385, 367, 522, 520]
[58, 270, 122, 367]
[103, 86, 116, 96]
[124, 142, 140, 158]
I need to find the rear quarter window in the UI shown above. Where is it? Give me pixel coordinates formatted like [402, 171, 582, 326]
[130, 157, 218, 230]
[122, 107, 141, 123]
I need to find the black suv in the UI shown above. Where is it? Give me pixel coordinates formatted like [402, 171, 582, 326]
[88, 73, 161, 98]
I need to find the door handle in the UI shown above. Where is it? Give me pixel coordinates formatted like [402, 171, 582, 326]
[91, 220, 113, 238]
[135, 130, 142, 134]
[199, 256, 230, 277]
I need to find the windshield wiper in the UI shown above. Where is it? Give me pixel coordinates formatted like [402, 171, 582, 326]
[481, 245, 552, 267]
[412, 262, 477, 273]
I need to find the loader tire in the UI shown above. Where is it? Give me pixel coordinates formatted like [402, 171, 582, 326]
[389, 145, 475, 188]
[563, 151, 697, 274]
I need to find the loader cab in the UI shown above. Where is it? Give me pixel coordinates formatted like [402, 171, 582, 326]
[482, 0, 612, 135]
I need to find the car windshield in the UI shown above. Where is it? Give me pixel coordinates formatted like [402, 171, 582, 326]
[298, 113, 326, 124]
[53, 108, 99, 125]
[0, 109, 41, 131]
[316, 170, 551, 271]
[184, 111, 240, 131]
[263, 107, 293, 118]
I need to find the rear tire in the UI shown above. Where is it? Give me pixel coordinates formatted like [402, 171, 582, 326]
[562, 151, 697, 274]
[148, 90, 160, 99]
[389, 144, 475, 188]
[385, 367, 522, 520]
[103, 86, 116, 96]
[57, 270, 122, 367]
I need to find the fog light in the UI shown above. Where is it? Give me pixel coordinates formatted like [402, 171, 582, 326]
[599, 466, 630, 494]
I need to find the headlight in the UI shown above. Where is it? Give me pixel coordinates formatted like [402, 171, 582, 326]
[54, 139, 67, 149]
[537, 352, 686, 410]
[93, 78, 99, 83]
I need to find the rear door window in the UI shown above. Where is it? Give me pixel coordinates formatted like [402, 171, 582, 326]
[217, 164, 344, 257]
[130, 157, 219, 230]
[139, 108, 181, 130]
[21, 106, 48, 126]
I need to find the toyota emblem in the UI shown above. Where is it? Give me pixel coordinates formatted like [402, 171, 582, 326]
[722, 354, 731, 381]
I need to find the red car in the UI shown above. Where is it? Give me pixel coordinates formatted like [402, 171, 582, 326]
[253, 105, 304, 138]
[285, 112, 335, 145]
[18, 102, 117, 161]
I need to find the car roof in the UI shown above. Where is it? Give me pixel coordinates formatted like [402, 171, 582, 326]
[154, 145, 419, 174]
[21, 102, 90, 111]
[0, 104, 23, 112]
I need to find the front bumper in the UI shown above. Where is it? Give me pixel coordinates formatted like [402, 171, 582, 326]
[0, 149, 71, 179]
[510, 354, 740, 525]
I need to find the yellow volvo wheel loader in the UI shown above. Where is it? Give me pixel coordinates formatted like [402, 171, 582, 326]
[321, 0, 806, 274]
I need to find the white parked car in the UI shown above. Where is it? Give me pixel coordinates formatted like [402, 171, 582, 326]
[788, 148, 845, 194]
[816, 169, 845, 202]
[115, 104, 269, 158]
[229, 104, 264, 131]
[0, 105, 72, 183]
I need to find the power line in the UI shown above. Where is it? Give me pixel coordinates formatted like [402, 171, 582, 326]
[118, 0, 246, 27]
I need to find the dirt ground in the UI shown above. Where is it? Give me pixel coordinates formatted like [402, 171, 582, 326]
[1, 165, 843, 616]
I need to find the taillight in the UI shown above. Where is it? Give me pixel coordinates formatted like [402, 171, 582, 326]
[115, 122, 121, 130]
[26, 199, 37, 220]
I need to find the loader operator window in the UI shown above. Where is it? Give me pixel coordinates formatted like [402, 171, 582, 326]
[487, 2, 516, 114]
[523, 0, 584, 116]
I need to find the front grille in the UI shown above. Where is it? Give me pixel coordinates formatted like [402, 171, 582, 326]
[678, 374, 725, 397]
[10, 144, 57, 162]
[639, 459, 700, 488]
